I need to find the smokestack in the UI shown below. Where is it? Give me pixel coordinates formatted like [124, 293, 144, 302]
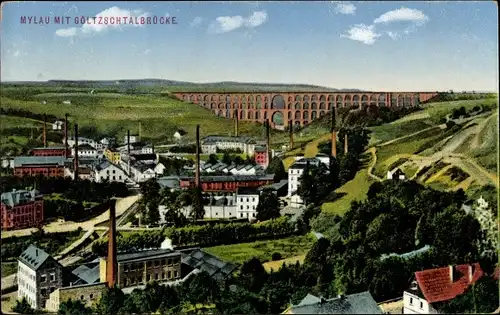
[74, 124, 79, 180]
[234, 110, 239, 137]
[138, 121, 142, 140]
[106, 199, 117, 288]
[127, 130, 131, 175]
[289, 120, 294, 149]
[195, 125, 201, 189]
[344, 133, 348, 154]
[331, 110, 337, 158]
[265, 119, 271, 167]
[64, 113, 69, 158]
[43, 114, 47, 147]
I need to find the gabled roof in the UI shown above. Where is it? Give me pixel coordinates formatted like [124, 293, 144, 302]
[181, 248, 237, 281]
[286, 291, 382, 314]
[415, 263, 486, 303]
[1, 189, 40, 207]
[14, 156, 67, 167]
[72, 264, 100, 284]
[18, 244, 60, 271]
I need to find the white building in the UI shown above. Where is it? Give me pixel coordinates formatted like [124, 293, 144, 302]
[123, 135, 138, 145]
[236, 189, 260, 220]
[131, 163, 157, 183]
[17, 245, 64, 310]
[52, 121, 64, 131]
[287, 156, 329, 199]
[154, 163, 166, 176]
[141, 145, 154, 155]
[71, 144, 98, 159]
[201, 136, 256, 156]
[387, 168, 406, 180]
[65, 137, 103, 150]
[62, 100, 71, 105]
[94, 161, 128, 183]
[201, 162, 265, 176]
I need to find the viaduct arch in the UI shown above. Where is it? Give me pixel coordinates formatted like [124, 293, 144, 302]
[174, 91, 439, 129]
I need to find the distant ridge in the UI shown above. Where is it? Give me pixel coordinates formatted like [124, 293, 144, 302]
[1, 79, 364, 92]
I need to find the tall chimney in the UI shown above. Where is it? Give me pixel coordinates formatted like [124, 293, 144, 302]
[106, 199, 117, 288]
[43, 114, 47, 147]
[331, 110, 337, 158]
[289, 120, 294, 149]
[195, 125, 201, 189]
[138, 121, 142, 140]
[344, 133, 348, 154]
[265, 119, 271, 167]
[74, 124, 79, 180]
[234, 110, 239, 137]
[64, 113, 69, 158]
[127, 130, 131, 175]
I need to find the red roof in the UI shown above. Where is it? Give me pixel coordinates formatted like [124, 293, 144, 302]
[415, 263, 486, 304]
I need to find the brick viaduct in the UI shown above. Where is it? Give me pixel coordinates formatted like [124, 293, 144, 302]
[174, 91, 439, 129]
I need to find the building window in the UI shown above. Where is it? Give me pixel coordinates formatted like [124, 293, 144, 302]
[155, 273, 159, 280]
[50, 273, 55, 281]
[41, 275, 47, 283]
[168, 259, 172, 265]
[147, 275, 151, 282]
[162, 272, 165, 279]
[80, 295, 84, 300]
[240, 213, 243, 218]
[90, 294, 94, 300]
[147, 261, 152, 267]
[253, 213, 256, 217]
[410, 298, 413, 305]
[420, 302, 423, 309]
[167, 271, 172, 278]
[240, 206, 243, 210]
[41, 288, 47, 295]
[174, 271, 178, 278]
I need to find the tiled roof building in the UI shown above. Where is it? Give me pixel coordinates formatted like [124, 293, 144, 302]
[283, 291, 382, 314]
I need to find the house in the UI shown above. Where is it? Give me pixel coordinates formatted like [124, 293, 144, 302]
[14, 156, 67, 178]
[123, 134, 138, 145]
[282, 291, 382, 314]
[1, 189, 44, 230]
[140, 144, 154, 155]
[173, 129, 187, 141]
[402, 263, 498, 314]
[45, 282, 106, 312]
[104, 148, 121, 164]
[62, 100, 71, 105]
[387, 168, 406, 180]
[52, 120, 64, 131]
[71, 144, 98, 159]
[236, 188, 260, 220]
[254, 146, 269, 168]
[288, 156, 330, 199]
[17, 245, 64, 310]
[31, 147, 68, 157]
[64, 166, 95, 181]
[94, 161, 128, 183]
[201, 135, 256, 156]
[130, 162, 157, 182]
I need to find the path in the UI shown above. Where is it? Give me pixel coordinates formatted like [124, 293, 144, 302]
[367, 147, 383, 182]
[1, 195, 140, 239]
[377, 125, 446, 148]
[471, 112, 497, 149]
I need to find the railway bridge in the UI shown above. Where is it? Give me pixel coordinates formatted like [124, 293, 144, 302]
[174, 91, 439, 129]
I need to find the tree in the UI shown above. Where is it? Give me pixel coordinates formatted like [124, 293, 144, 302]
[96, 287, 126, 315]
[140, 178, 161, 200]
[267, 157, 286, 181]
[256, 188, 281, 221]
[222, 152, 232, 165]
[297, 162, 333, 206]
[58, 299, 92, 315]
[215, 288, 268, 314]
[207, 154, 219, 165]
[239, 257, 268, 293]
[183, 271, 220, 306]
[12, 297, 35, 314]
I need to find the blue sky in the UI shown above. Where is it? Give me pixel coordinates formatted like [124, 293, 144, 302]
[1, 1, 498, 91]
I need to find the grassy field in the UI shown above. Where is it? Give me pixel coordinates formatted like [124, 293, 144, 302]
[0, 262, 17, 277]
[262, 255, 305, 272]
[0, 93, 284, 144]
[203, 233, 316, 265]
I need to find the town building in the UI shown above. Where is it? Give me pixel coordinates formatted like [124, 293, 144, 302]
[99, 248, 183, 289]
[30, 147, 68, 157]
[45, 282, 106, 312]
[17, 245, 64, 310]
[52, 121, 64, 131]
[154, 163, 166, 176]
[94, 161, 128, 183]
[104, 148, 121, 164]
[1, 189, 44, 230]
[236, 188, 260, 219]
[287, 156, 330, 198]
[282, 291, 382, 314]
[402, 263, 499, 314]
[201, 136, 256, 156]
[71, 144, 99, 159]
[130, 162, 157, 183]
[179, 174, 275, 192]
[201, 162, 265, 176]
[173, 129, 187, 142]
[254, 146, 269, 168]
[387, 168, 406, 180]
[14, 156, 67, 178]
[65, 137, 103, 150]
[64, 166, 95, 181]
[123, 134, 138, 145]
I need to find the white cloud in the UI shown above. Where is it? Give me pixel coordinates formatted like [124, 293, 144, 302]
[331, 1, 356, 15]
[341, 24, 380, 45]
[374, 7, 429, 25]
[144, 49, 151, 55]
[55, 27, 77, 37]
[190, 16, 203, 27]
[55, 6, 150, 38]
[244, 11, 268, 28]
[209, 10, 268, 34]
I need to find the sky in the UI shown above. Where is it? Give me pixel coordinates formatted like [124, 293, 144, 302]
[1, 1, 498, 92]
